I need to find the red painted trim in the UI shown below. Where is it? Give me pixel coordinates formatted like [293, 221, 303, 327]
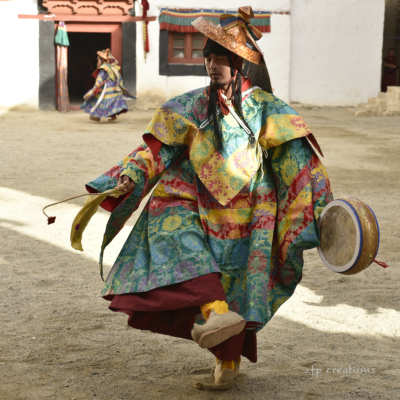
[18, 14, 156, 22]
[65, 22, 123, 67]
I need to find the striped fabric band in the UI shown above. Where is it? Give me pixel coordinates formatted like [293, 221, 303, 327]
[159, 8, 271, 33]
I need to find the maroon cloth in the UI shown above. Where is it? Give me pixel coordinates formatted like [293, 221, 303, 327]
[104, 272, 258, 362]
[143, 133, 163, 158]
[85, 184, 130, 212]
[382, 56, 398, 92]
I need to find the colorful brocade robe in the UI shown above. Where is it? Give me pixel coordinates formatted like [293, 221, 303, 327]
[81, 63, 135, 118]
[87, 87, 333, 332]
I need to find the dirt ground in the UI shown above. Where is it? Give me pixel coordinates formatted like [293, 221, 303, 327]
[0, 106, 399, 400]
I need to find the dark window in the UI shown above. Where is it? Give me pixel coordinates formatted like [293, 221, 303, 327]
[168, 32, 207, 64]
[159, 30, 206, 76]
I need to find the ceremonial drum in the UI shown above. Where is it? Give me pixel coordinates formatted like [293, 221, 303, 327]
[318, 198, 380, 275]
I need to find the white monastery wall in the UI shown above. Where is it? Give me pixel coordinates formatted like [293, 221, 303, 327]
[290, 0, 385, 107]
[135, 0, 291, 109]
[1, 0, 385, 112]
[0, 0, 39, 114]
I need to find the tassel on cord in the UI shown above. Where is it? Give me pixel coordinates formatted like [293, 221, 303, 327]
[42, 182, 129, 225]
[260, 145, 269, 159]
[252, 143, 265, 181]
[43, 194, 98, 225]
[373, 259, 389, 268]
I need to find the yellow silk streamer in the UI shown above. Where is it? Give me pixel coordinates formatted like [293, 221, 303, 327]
[70, 184, 128, 252]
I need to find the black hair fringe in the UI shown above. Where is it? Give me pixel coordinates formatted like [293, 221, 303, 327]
[204, 39, 256, 152]
[207, 89, 224, 152]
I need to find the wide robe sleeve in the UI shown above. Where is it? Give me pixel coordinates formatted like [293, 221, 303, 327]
[265, 137, 333, 313]
[86, 141, 186, 278]
[83, 69, 107, 101]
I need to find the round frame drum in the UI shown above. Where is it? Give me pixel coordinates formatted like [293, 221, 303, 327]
[317, 198, 380, 275]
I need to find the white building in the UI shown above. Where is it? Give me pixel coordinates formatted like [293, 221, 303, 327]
[0, 0, 386, 114]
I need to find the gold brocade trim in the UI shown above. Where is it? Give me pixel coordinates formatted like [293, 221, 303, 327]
[153, 184, 197, 201]
[100, 64, 121, 82]
[146, 109, 198, 146]
[146, 97, 314, 206]
[200, 207, 253, 225]
[193, 140, 261, 206]
[258, 114, 312, 150]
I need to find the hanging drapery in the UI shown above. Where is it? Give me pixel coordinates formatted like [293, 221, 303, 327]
[55, 22, 70, 113]
[142, 0, 150, 59]
[159, 8, 271, 33]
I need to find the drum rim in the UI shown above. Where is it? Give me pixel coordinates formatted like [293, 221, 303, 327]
[317, 199, 363, 273]
[366, 203, 380, 260]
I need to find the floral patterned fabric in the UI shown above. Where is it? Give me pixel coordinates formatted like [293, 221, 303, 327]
[87, 88, 333, 332]
[81, 64, 135, 118]
[143, 88, 315, 206]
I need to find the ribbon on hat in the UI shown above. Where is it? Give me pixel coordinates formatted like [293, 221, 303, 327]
[220, 10, 263, 42]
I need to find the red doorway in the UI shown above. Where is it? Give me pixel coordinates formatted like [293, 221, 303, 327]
[68, 32, 111, 103]
[56, 22, 123, 110]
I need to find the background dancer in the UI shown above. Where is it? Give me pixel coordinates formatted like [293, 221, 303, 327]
[81, 49, 135, 122]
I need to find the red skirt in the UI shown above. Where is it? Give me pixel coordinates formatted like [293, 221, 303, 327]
[104, 272, 258, 362]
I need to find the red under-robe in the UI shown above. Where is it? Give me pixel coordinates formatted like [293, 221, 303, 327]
[381, 56, 398, 92]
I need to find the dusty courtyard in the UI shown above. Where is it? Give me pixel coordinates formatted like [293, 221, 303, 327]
[0, 106, 399, 400]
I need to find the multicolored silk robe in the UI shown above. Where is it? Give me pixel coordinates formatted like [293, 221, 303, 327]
[81, 63, 135, 118]
[86, 87, 333, 362]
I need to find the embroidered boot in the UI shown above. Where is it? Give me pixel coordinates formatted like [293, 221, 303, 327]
[191, 309, 246, 348]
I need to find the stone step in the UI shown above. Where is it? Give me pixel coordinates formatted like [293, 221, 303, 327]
[387, 86, 400, 95]
[365, 104, 378, 112]
[355, 89, 399, 116]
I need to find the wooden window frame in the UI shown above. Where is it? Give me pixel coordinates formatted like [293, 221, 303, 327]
[168, 32, 206, 64]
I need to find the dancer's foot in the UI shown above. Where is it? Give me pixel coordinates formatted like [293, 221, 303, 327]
[108, 115, 117, 122]
[214, 358, 241, 384]
[89, 116, 101, 122]
[191, 310, 246, 348]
